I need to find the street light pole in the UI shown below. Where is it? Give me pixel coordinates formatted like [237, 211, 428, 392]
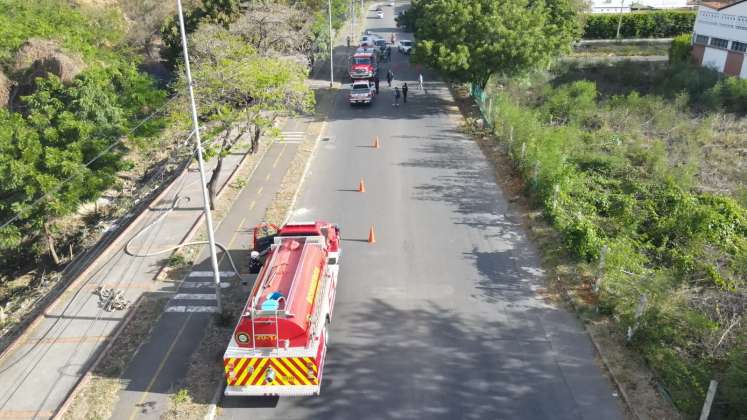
[328, 0, 334, 87]
[176, 0, 223, 314]
[350, 0, 354, 44]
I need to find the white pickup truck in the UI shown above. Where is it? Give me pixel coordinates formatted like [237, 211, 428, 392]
[349, 80, 376, 105]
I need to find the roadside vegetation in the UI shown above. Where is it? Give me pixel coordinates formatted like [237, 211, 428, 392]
[471, 61, 747, 416]
[0, 0, 170, 315]
[0, 0, 339, 336]
[583, 10, 695, 39]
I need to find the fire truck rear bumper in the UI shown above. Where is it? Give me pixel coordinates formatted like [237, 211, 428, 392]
[224, 384, 321, 397]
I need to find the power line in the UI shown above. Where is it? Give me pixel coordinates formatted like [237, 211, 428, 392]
[0, 56, 261, 232]
[0, 94, 180, 231]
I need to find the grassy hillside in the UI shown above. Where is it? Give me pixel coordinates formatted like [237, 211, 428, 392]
[0, 0, 127, 68]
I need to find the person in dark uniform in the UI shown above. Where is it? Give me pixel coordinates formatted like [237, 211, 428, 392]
[386, 69, 393, 87]
[402, 82, 409, 103]
[374, 76, 380, 94]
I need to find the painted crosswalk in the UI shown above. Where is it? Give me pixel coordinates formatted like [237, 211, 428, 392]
[165, 271, 234, 314]
[279, 131, 305, 144]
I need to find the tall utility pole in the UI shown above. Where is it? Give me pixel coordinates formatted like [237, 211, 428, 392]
[328, 0, 334, 87]
[176, 0, 223, 313]
[350, 0, 354, 44]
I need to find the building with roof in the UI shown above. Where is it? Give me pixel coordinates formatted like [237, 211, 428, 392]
[691, 0, 747, 78]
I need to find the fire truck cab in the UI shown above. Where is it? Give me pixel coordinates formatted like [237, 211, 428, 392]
[224, 221, 341, 396]
[349, 51, 378, 79]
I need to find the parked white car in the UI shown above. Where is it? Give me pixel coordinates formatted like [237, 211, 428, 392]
[359, 35, 381, 47]
[398, 39, 413, 54]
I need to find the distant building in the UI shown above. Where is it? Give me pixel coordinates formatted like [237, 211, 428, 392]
[588, 0, 689, 14]
[691, 0, 747, 78]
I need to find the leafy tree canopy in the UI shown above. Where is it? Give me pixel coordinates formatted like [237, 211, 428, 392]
[0, 63, 165, 258]
[409, 0, 583, 87]
[173, 25, 314, 206]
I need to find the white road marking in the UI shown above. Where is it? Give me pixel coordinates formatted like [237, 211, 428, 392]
[180, 281, 231, 289]
[165, 306, 219, 313]
[189, 271, 236, 278]
[280, 131, 305, 143]
[173, 293, 217, 300]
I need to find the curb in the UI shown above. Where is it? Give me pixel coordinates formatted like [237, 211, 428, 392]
[52, 138, 274, 420]
[0, 159, 191, 366]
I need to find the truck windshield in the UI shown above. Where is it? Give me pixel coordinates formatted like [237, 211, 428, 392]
[353, 57, 371, 65]
[401, 41, 412, 47]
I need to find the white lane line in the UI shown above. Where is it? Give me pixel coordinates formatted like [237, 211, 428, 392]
[180, 281, 231, 289]
[166, 306, 219, 313]
[173, 293, 217, 300]
[189, 271, 236, 277]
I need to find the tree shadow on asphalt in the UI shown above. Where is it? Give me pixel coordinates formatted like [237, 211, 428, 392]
[221, 298, 600, 420]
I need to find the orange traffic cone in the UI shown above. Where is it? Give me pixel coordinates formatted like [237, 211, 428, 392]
[373, 136, 380, 149]
[358, 179, 366, 193]
[368, 225, 376, 244]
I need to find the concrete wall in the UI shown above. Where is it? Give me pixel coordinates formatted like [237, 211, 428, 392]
[693, 6, 747, 41]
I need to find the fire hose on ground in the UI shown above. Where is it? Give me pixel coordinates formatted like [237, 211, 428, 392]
[122, 189, 248, 301]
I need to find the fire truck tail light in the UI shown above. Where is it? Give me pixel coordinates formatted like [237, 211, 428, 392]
[236, 332, 250, 344]
[306, 362, 316, 379]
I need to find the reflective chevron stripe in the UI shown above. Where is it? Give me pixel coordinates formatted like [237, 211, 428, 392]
[223, 357, 318, 387]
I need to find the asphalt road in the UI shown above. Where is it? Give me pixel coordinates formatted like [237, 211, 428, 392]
[218, 3, 626, 420]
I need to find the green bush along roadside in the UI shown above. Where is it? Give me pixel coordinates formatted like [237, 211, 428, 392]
[583, 10, 695, 39]
[0, 1, 168, 276]
[473, 69, 746, 417]
[669, 33, 692, 64]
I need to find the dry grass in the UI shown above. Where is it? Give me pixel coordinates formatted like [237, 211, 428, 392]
[449, 82, 681, 420]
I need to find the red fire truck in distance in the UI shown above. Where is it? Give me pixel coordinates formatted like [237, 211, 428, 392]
[224, 221, 341, 396]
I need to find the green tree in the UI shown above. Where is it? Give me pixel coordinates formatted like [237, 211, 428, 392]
[160, 0, 244, 68]
[410, 0, 583, 87]
[178, 26, 314, 208]
[0, 64, 164, 267]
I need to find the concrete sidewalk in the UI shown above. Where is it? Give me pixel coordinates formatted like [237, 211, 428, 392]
[0, 139, 257, 419]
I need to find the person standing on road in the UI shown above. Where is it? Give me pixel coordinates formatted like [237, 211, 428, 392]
[418, 73, 424, 90]
[393, 86, 401, 107]
[386, 69, 393, 87]
[374, 75, 380, 94]
[346, 36, 351, 49]
[402, 82, 408, 103]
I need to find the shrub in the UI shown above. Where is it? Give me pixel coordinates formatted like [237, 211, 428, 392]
[583, 11, 696, 39]
[471, 73, 747, 416]
[669, 33, 692, 64]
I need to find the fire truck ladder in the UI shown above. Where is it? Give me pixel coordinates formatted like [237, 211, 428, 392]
[248, 245, 286, 350]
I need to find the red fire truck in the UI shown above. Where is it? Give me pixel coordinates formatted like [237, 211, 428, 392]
[223, 221, 341, 396]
